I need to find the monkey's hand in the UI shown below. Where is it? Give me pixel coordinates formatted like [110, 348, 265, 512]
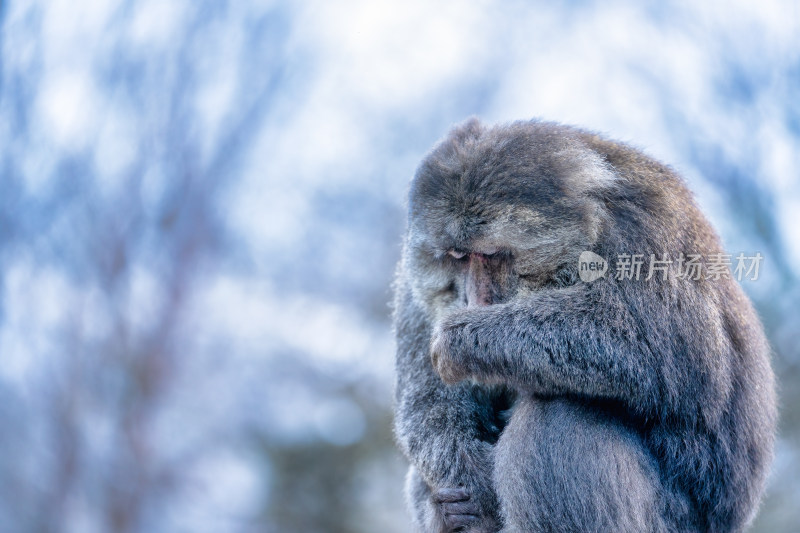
[431, 321, 473, 385]
[431, 306, 527, 388]
[431, 458, 503, 533]
[432, 487, 482, 532]
[431, 310, 495, 385]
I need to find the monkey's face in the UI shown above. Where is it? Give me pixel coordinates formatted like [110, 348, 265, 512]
[404, 121, 612, 322]
[405, 203, 589, 322]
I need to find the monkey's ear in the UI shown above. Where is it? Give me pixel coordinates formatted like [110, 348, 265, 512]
[448, 116, 484, 145]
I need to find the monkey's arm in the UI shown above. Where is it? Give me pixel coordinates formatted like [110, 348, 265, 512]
[432, 280, 730, 417]
[394, 282, 502, 531]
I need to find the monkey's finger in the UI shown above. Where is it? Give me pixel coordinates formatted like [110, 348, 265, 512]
[442, 500, 479, 515]
[432, 487, 470, 503]
[443, 513, 478, 530]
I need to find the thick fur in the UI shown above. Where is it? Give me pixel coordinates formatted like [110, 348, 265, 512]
[392, 118, 777, 532]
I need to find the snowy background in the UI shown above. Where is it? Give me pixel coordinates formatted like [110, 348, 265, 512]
[1, 1, 798, 531]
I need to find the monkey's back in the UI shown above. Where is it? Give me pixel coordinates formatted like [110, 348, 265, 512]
[577, 126, 777, 531]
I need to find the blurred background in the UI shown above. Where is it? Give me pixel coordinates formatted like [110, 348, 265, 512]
[0, 0, 798, 531]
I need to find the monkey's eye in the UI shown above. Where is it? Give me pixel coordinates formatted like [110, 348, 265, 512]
[447, 249, 466, 259]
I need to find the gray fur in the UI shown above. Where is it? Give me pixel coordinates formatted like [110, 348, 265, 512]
[392, 118, 777, 532]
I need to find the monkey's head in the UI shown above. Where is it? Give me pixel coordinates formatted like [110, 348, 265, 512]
[404, 118, 617, 321]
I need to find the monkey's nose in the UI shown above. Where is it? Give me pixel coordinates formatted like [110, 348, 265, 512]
[466, 253, 493, 307]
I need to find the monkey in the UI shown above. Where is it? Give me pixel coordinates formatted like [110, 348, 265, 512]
[392, 118, 777, 533]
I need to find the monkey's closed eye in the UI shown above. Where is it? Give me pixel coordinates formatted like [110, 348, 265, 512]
[448, 250, 467, 259]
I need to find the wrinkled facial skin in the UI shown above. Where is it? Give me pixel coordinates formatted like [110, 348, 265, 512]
[407, 223, 581, 323]
[462, 251, 516, 307]
[441, 249, 519, 312]
[405, 207, 590, 322]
